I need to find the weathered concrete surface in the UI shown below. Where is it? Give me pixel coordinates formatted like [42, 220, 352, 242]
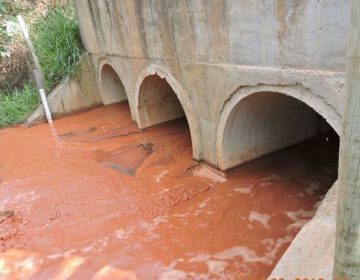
[33, 1, 346, 277]
[70, 2, 347, 276]
[74, 0, 348, 168]
[75, 1, 349, 70]
[27, 53, 102, 124]
[269, 182, 338, 279]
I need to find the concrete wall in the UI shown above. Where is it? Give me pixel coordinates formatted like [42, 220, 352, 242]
[27, 53, 102, 124]
[73, 0, 349, 169]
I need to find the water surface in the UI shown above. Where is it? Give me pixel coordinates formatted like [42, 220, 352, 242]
[0, 103, 338, 279]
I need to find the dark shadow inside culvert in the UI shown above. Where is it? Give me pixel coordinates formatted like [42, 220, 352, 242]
[219, 91, 339, 173]
[137, 74, 186, 128]
[100, 64, 127, 105]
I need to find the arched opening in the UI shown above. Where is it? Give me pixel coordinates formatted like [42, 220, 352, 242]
[100, 64, 127, 105]
[134, 66, 202, 161]
[137, 74, 185, 128]
[217, 91, 339, 276]
[219, 91, 339, 170]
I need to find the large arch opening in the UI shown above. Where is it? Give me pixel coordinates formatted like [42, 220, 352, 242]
[137, 74, 185, 128]
[100, 64, 127, 105]
[216, 90, 339, 276]
[218, 91, 339, 171]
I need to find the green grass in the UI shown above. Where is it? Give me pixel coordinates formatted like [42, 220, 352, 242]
[31, 5, 83, 91]
[0, 84, 38, 127]
[0, 3, 83, 127]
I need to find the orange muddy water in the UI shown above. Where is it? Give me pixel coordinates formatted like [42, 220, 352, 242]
[0, 103, 338, 279]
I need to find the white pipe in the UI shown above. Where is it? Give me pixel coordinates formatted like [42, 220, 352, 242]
[33, 69, 53, 124]
[39, 88, 53, 124]
[16, 15, 41, 70]
[17, 15, 53, 124]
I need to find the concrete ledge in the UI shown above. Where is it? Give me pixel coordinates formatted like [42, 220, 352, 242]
[26, 53, 102, 124]
[269, 182, 338, 279]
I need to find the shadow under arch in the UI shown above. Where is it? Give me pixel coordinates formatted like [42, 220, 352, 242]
[134, 65, 201, 160]
[216, 85, 341, 171]
[99, 62, 128, 105]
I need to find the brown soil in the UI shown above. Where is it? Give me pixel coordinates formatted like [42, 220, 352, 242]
[0, 103, 337, 279]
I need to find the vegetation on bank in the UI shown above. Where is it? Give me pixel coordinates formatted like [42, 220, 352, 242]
[31, 4, 83, 91]
[0, 84, 38, 126]
[0, 0, 83, 127]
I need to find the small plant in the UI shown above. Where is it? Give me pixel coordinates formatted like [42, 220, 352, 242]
[0, 46, 9, 58]
[31, 5, 83, 91]
[0, 84, 38, 127]
[0, 2, 6, 14]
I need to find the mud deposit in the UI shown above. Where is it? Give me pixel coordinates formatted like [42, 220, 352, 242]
[0, 103, 337, 279]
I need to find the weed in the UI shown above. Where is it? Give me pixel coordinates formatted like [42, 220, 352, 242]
[0, 84, 38, 127]
[31, 5, 83, 91]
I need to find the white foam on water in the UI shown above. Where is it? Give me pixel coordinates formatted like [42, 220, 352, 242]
[198, 197, 211, 208]
[155, 170, 170, 183]
[234, 187, 252, 194]
[159, 269, 187, 280]
[305, 182, 321, 195]
[206, 260, 228, 275]
[248, 211, 271, 228]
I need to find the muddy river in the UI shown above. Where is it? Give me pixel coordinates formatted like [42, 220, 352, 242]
[0, 103, 338, 279]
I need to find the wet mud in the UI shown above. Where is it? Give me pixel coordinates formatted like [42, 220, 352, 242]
[0, 103, 338, 279]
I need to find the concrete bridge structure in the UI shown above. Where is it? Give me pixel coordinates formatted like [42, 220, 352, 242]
[74, 0, 349, 172]
[47, 0, 353, 277]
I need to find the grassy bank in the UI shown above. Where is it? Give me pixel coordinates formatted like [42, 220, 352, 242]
[31, 4, 83, 91]
[0, 1, 83, 127]
[0, 85, 38, 127]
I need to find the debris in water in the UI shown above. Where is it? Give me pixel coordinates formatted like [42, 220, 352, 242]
[58, 126, 97, 138]
[137, 142, 155, 154]
[0, 210, 15, 220]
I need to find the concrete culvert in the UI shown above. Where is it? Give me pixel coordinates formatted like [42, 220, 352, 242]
[218, 91, 339, 170]
[100, 64, 127, 105]
[137, 74, 185, 128]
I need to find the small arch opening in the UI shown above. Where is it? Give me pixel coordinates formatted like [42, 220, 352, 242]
[100, 64, 127, 105]
[137, 74, 185, 128]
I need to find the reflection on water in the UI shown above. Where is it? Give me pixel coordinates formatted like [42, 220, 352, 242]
[0, 103, 337, 279]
